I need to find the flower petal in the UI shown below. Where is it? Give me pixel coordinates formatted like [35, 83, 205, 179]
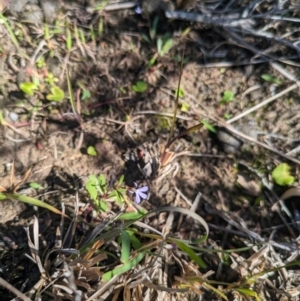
[138, 186, 148, 192]
[135, 193, 141, 204]
[137, 191, 147, 200]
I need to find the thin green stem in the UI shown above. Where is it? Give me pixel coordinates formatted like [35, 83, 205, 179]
[0, 13, 20, 50]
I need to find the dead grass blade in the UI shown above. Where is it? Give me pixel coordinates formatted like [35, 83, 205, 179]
[149, 206, 209, 243]
[227, 83, 298, 124]
[63, 192, 79, 248]
[86, 275, 121, 301]
[82, 240, 105, 261]
[12, 167, 32, 193]
[0, 277, 31, 301]
[280, 186, 300, 201]
[24, 217, 46, 277]
[194, 103, 300, 165]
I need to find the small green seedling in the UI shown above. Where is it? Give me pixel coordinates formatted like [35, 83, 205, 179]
[36, 57, 46, 68]
[201, 119, 216, 133]
[272, 163, 295, 186]
[223, 112, 232, 119]
[175, 87, 185, 98]
[87, 146, 97, 156]
[85, 174, 127, 212]
[45, 72, 59, 85]
[20, 82, 38, 96]
[81, 89, 91, 100]
[77, 82, 91, 100]
[29, 182, 44, 190]
[180, 102, 190, 112]
[119, 86, 126, 94]
[46, 85, 65, 102]
[220, 90, 235, 104]
[86, 174, 108, 212]
[157, 36, 173, 57]
[261, 74, 282, 85]
[132, 81, 147, 93]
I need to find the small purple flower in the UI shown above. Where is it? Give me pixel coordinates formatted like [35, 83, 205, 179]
[129, 183, 149, 204]
[135, 6, 143, 14]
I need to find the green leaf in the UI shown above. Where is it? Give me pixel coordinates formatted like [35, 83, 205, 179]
[156, 37, 163, 55]
[20, 82, 38, 96]
[223, 112, 232, 119]
[180, 102, 189, 112]
[66, 27, 72, 51]
[0, 111, 4, 124]
[102, 253, 145, 282]
[98, 174, 106, 193]
[261, 74, 282, 85]
[118, 211, 147, 220]
[85, 175, 98, 201]
[96, 17, 103, 36]
[174, 240, 207, 269]
[201, 120, 216, 133]
[46, 86, 65, 102]
[36, 57, 46, 68]
[150, 16, 159, 40]
[132, 81, 147, 93]
[82, 90, 91, 100]
[148, 56, 157, 67]
[182, 27, 191, 36]
[79, 28, 86, 44]
[160, 38, 173, 56]
[29, 182, 43, 190]
[235, 288, 261, 301]
[115, 192, 123, 203]
[120, 230, 131, 263]
[0, 192, 68, 217]
[141, 33, 151, 44]
[45, 73, 58, 85]
[221, 90, 235, 104]
[44, 23, 50, 39]
[128, 232, 142, 250]
[175, 88, 185, 99]
[272, 163, 295, 186]
[108, 189, 125, 204]
[87, 146, 97, 156]
[118, 174, 124, 186]
[0, 13, 20, 50]
[99, 200, 108, 212]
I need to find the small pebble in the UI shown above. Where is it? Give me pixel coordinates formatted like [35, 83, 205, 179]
[40, 0, 60, 23]
[7, 0, 38, 15]
[216, 127, 243, 154]
[9, 111, 19, 122]
[21, 4, 44, 24]
[236, 123, 262, 140]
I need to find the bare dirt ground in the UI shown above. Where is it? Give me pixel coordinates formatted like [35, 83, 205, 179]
[1, 0, 300, 300]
